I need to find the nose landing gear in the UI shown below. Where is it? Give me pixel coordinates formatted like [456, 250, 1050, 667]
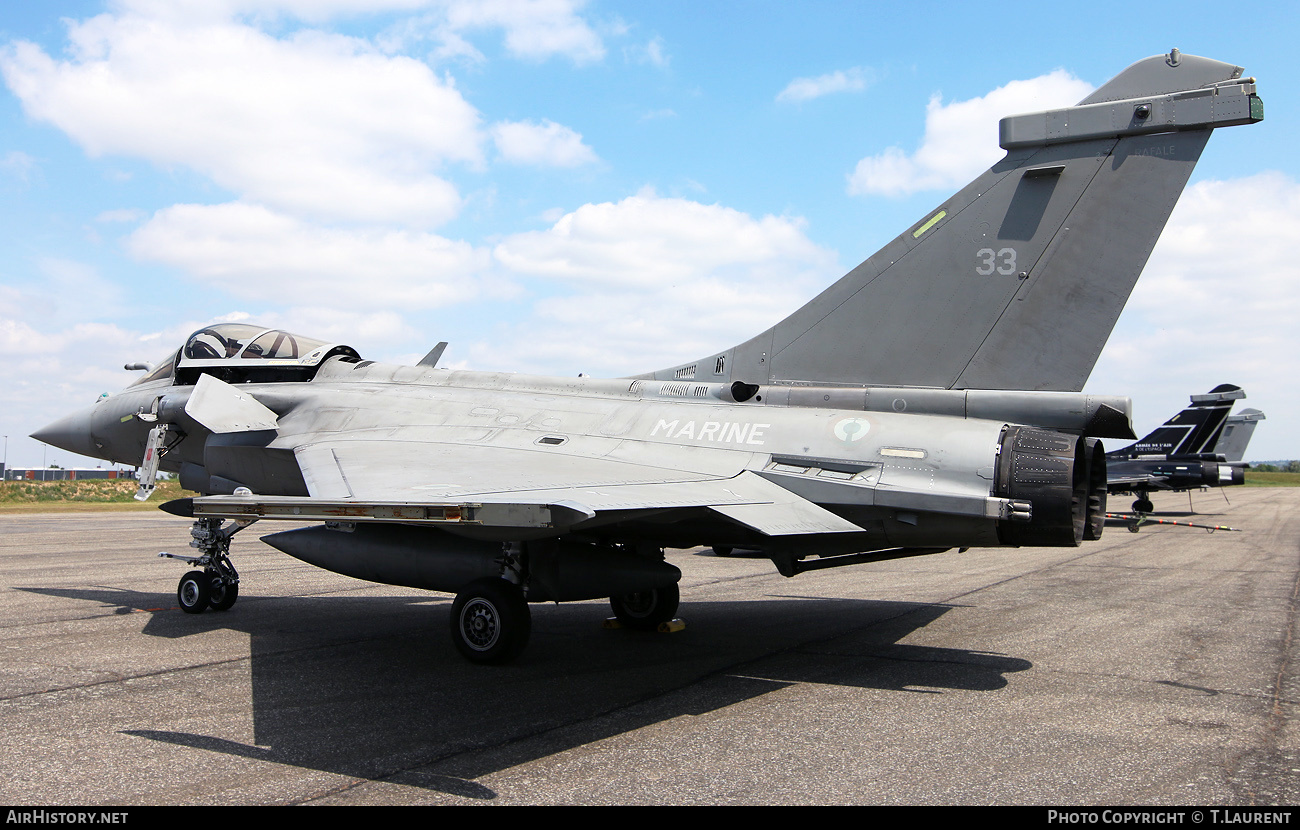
[160, 517, 254, 613]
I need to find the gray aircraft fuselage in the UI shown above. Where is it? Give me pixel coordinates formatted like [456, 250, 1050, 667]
[54, 355, 1123, 555]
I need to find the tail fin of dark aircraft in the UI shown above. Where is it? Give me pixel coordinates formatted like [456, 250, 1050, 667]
[640, 51, 1262, 392]
[1213, 408, 1265, 463]
[1109, 384, 1244, 459]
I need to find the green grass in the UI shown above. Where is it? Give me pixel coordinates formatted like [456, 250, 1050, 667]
[1244, 470, 1300, 487]
[0, 478, 190, 512]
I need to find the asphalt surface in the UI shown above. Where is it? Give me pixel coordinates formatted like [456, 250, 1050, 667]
[2, 488, 1298, 805]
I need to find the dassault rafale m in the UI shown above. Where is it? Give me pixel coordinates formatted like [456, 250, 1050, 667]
[33, 51, 1263, 663]
[1107, 384, 1265, 512]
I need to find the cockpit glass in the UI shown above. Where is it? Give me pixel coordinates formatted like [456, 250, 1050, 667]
[243, 330, 328, 360]
[183, 324, 268, 360]
[181, 324, 331, 363]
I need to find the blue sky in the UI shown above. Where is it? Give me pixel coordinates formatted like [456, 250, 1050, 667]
[2, 0, 1296, 469]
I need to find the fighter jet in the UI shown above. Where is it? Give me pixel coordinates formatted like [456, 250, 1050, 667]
[1107, 385, 1265, 512]
[32, 51, 1263, 663]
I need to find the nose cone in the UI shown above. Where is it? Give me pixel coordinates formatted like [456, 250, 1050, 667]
[31, 407, 99, 459]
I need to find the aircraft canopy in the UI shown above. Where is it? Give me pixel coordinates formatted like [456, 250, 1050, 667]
[181, 324, 333, 363]
[128, 323, 360, 388]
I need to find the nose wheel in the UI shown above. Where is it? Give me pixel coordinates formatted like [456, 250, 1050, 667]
[161, 517, 252, 613]
[208, 574, 239, 611]
[176, 569, 240, 613]
[177, 571, 210, 613]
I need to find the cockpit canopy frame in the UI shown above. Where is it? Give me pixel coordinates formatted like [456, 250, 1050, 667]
[131, 323, 361, 388]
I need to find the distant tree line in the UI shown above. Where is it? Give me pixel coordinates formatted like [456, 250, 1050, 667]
[1250, 461, 1300, 473]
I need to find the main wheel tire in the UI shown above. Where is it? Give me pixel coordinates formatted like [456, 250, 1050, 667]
[610, 584, 680, 630]
[208, 575, 238, 611]
[450, 578, 531, 664]
[177, 570, 210, 614]
[1133, 498, 1155, 513]
[711, 546, 734, 557]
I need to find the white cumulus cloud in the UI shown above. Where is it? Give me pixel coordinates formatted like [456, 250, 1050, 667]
[127, 202, 501, 310]
[441, 0, 606, 64]
[1085, 171, 1300, 460]
[492, 119, 599, 167]
[847, 69, 1093, 197]
[777, 67, 872, 103]
[476, 191, 841, 374]
[112, 0, 607, 64]
[0, 11, 483, 227]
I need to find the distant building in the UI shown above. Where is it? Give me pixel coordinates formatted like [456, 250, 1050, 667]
[3, 467, 136, 482]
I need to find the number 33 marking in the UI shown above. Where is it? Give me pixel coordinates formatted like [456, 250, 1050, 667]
[976, 247, 1017, 275]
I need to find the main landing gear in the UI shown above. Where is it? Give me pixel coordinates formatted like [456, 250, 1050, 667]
[160, 517, 255, 614]
[446, 542, 684, 664]
[1132, 496, 1155, 513]
[447, 579, 683, 664]
[609, 584, 680, 630]
[450, 578, 532, 664]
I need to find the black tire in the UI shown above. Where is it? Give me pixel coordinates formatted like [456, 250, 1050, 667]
[711, 546, 734, 557]
[610, 583, 680, 630]
[177, 570, 210, 614]
[208, 574, 238, 611]
[450, 578, 531, 664]
[1133, 498, 1155, 513]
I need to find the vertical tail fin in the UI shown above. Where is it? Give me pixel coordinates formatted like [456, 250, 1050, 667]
[641, 52, 1263, 392]
[1213, 408, 1265, 463]
[1110, 384, 1244, 459]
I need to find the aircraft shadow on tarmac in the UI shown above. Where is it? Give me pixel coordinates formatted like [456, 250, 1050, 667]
[17, 585, 1030, 799]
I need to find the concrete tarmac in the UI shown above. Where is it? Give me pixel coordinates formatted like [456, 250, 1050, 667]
[2, 488, 1298, 805]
